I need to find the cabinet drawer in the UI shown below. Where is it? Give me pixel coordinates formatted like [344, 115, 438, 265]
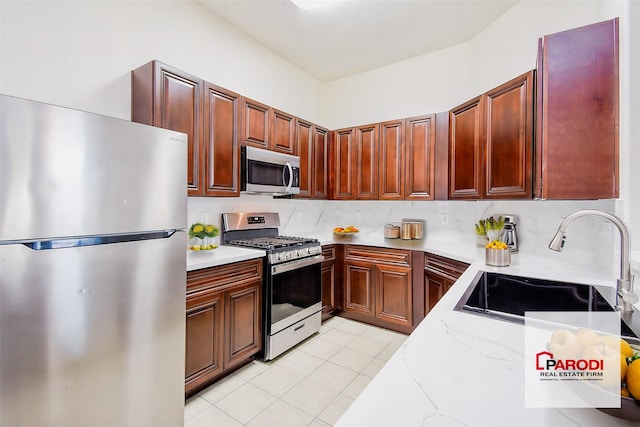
[187, 259, 263, 293]
[424, 253, 469, 281]
[344, 245, 411, 266]
[321, 245, 336, 262]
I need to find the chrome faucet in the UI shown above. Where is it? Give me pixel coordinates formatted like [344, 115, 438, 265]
[549, 210, 638, 312]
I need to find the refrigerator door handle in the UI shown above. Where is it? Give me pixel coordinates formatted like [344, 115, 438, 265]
[18, 230, 178, 250]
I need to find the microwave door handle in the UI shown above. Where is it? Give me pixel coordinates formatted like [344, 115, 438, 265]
[284, 162, 293, 193]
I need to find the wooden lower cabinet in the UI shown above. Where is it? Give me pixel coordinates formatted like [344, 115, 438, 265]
[342, 245, 414, 334]
[185, 259, 263, 396]
[424, 253, 469, 315]
[185, 287, 224, 385]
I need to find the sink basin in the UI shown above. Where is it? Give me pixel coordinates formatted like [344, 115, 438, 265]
[454, 271, 640, 339]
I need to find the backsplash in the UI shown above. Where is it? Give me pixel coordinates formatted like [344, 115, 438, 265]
[188, 195, 618, 274]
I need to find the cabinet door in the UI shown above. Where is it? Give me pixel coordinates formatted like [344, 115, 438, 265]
[321, 262, 336, 318]
[312, 126, 329, 199]
[449, 97, 483, 199]
[241, 97, 270, 149]
[424, 270, 451, 314]
[332, 128, 355, 200]
[224, 280, 262, 370]
[355, 124, 379, 200]
[344, 260, 375, 318]
[203, 83, 240, 197]
[296, 119, 313, 198]
[536, 18, 619, 199]
[405, 114, 436, 201]
[484, 71, 533, 199]
[271, 109, 296, 154]
[376, 264, 412, 330]
[185, 288, 224, 394]
[131, 61, 203, 196]
[379, 120, 405, 200]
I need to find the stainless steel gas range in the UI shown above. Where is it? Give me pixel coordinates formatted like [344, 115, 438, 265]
[221, 212, 323, 361]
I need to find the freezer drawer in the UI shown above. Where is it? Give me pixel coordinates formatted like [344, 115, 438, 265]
[0, 232, 186, 427]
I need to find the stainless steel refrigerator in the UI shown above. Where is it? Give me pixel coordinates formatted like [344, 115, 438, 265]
[0, 95, 187, 426]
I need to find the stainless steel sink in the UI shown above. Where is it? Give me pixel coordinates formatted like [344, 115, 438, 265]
[454, 270, 640, 339]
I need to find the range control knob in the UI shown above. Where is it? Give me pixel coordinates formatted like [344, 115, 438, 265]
[298, 248, 310, 257]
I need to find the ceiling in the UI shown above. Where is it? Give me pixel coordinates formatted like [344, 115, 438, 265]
[196, 0, 519, 82]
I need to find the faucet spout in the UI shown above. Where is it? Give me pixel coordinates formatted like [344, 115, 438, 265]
[548, 210, 636, 312]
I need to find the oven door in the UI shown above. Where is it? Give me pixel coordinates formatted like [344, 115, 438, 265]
[268, 254, 323, 334]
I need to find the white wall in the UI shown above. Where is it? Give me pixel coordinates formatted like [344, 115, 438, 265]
[0, 0, 323, 123]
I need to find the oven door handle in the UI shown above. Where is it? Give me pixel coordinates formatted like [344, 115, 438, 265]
[271, 254, 324, 275]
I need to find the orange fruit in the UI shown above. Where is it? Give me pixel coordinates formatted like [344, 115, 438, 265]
[626, 359, 640, 399]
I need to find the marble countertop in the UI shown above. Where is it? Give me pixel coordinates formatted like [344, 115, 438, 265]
[186, 245, 265, 271]
[186, 228, 640, 424]
[335, 249, 640, 427]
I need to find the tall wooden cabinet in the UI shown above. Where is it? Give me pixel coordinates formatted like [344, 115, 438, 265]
[297, 119, 329, 199]
[379, 120, 405, 200]
[131, 61, 204, 196]
[535, 18, 619, 199]
[331, 127, 356, 199]
[484, 71, 534, 199]
[449, 96, 484, 199]
[449, 71, 534, 200]
[131, 60, 240, 197]
[203, 83, 241, 196]
[355, 124, 379, 200]
[405, 114, 438, 200]
[185, 259, 263, 396]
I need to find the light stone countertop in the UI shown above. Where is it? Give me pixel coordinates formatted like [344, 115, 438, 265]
[186, 245, 266, 271]
[186, 229, 640, 425]
[334, 248, 640, 427]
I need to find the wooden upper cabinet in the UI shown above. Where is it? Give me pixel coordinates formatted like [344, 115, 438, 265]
[203, 83, 240, 197]
[379, 120, 405, 200]
[241, 97, 270, 149]
[131, 61, 204, 196]
[355, 124, 379, 200]
[449, 96, 484, 199]
[484, 71, 533, 199]
[270, 109, 296, 155]
[405, 114, 436, 200]
[296, 119, 313, 198]
[332, 127, 355, 200]
[536, 18, 619, 199]
[449, 70, 534, 200]
[312, 126, 329, 199]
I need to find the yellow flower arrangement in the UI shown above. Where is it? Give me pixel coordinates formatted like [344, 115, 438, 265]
[188, 222, 219, 239]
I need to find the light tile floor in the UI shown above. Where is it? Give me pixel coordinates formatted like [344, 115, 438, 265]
[184, 316, 408, 427]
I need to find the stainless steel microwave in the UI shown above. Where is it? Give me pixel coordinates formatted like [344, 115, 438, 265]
[241, 146, 301, 195]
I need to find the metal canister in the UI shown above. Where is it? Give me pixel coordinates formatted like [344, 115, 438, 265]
[384, 223, 400, 239]
[401, 222, 412, 240]
[410, 222, 423, 239]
